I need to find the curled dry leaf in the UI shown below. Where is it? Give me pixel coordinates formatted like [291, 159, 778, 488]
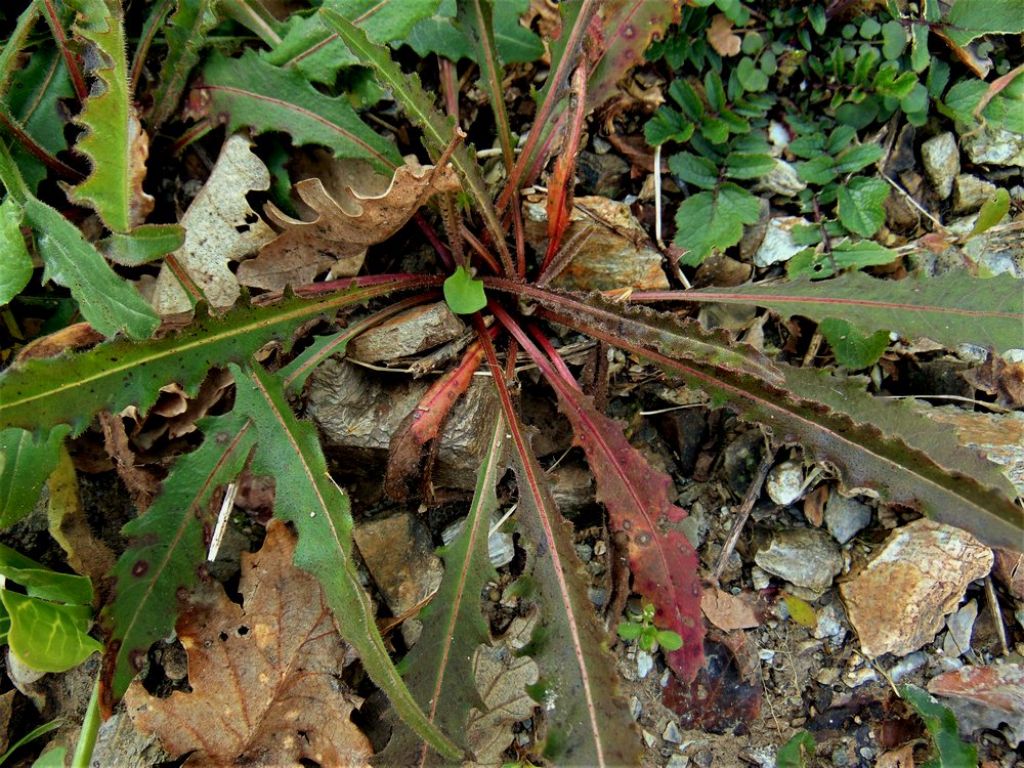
[152, 135, 275, 314]
[243, 159, 461, 291]
[707, 13, 741, 57]
[126, 520, 373, 767]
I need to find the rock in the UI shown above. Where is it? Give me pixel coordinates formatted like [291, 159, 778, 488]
[942, 598, 978, 658]
[547, 463, 596, 514]
[813, 601, 846, 641]
[662, 720, 683, 744]
[928, 663, 1024, 745]
[754, 159, 806, 197]
[576, 151, 630, 198]
[754, 528, 843, 594]
[960, 217, 1024, 278]
[636, 649, 654, 679]
[921, 132, 959, 199]
[823, 491, 872, 545]
[888, 651, 928, 683]
[522, 195, 669, 291]
[952, 174, 998, 214]
[883, 189, 920, 233]
[839, 519, 993, 658]
[693, 252, 751, 288]
[93, 712, 169, 768]
[441, 514, 515, 569]
[347, 302, 464, 363]
[961, 124, 1024, 167]
[752, 216, 808, 268]
[919, 405, 1024, 494]
[766, 460, 806, 506]
[354, 512, 443, 644]
[993, 548, 1024, 599]
[307, 358, 500, 492]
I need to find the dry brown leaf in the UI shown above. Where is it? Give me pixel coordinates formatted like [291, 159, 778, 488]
[701, 586, 761, 631]
[242, 159, 460, 291]
[152, 135, 275, 314]
[15, 322, 105, 362]
[707, 13, 741, 57]
[126, 521, 373, 767]
[962, 353, 1024, 408]
[128, 114, 156, 227]
[875, 743, 917, 768]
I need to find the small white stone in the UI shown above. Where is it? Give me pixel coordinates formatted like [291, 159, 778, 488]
[752, 217, 808, 268]
[636, 649, 654, 679]
[766, 460, 806, 506]
[662, 720, 683, 744]
[921, 132, 960, 199]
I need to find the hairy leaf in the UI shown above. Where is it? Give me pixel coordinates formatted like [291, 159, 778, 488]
[67, 0, 153, 231]
[0, 426, 69, 529]
[23, 198, 159, 339]
[0, 196, 32, 304]
[234, 364, 461, 760]
[819, 318, 890, 369]
[148, 0, 219, 128]
[517, 291, 1023, 551]
[665, 272, 1024, 353]
[943, 0, 1024, 47]
[100, 224, 186, 266]
[323, 8, 513, 272]
[381, 412, 503, 764]
[0, 278, 432, 436]
[99, 410, 256, 709]
[787, 240, 898, 280]
[499, 309, 705, 681]
[478, 325, 640, 767]
[196, 50, 403, 173]
[405, 0, 541, 64]
[5, 48, 74, 193]
[900, 684, 978, 767]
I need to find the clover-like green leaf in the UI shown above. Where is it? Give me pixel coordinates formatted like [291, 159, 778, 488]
[443, 266, 487, 314]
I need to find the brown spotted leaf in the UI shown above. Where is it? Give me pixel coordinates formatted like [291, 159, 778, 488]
[246, 159, 460, 291]
[126, 520, 373, 766]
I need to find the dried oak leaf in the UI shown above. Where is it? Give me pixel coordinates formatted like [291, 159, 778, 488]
[242, 159, 460, 291]
[126, 521, 372, 767]
[707, 13, 741, 57]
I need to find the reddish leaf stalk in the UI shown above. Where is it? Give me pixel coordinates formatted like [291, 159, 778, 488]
[41, 0, 88, 102]
[527, 322, 580, 391]
[460, 223, 502, 275]
[414, 212, 455, 272]
[0, 107, 83, 182]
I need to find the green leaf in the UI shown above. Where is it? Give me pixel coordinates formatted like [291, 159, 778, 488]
[198, 50, 403, 174]
[0, 542, 94, 604]
[873, 63, 917, 99]
[322, 10, 513, 270]
[668, 151, 719, 189]
[1, 590, 101, 673]
[444, 265, 487, 314]
[23, 198, 159, 340]
[669, 79, 705, 121]
[796, 155, 837, 185]
[788, 240, 898, 279]
[5, 49, 73, 194]
[645, 108, 694, 146]
[899, 684, 978, 768]
[881, 19, 908, 59]
[725, 151, 775, 180]
[820, 317, 890, 368]
[380, 412, 504, 762]
[0, 278, 425, 436]
[970, 187, 1010, 237]
[944, 0, 1024, 47]
[99, 224, 186, 267]
[0, 427, 68, 529]
[684, 272, 1024, 353]
[149, 0, 219, 128]
[782, 595, 817, 629]
[704, 70, 726, 112]
[0, 719, 64, 768]
[66, 0, 146, 233]
[100, 409, 256, 703]
[777, 730, 815, 768]
[0, 196, 32, 304]
[673, 183, 761, 266]
[837, 176, 889, 237]
[616, 621, 643, 640]
[655, 629, 684, 651]
[736, 57, 769, 91]
[833, 143, 884, 174]
[234, 363, 461, 760]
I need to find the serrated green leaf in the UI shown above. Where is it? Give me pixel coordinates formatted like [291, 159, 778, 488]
[725, 151, 775, 180]
[900, 684, 978, 768]
[673, 183, 761, 266]
[66, 0, 148, 232]
[0, 426, 68, 529]
[198, 50, 403, 173]
[234, 363, 461, 761]
[100, 408, 256, 703]
[149, 0, 219, 128]
[837, 176, 889, 237]
[820, 317, 890, 368]
[23, 198, 159, 340]
[668, 151, 718, 189]
[796, 155, 837, 185]
[970, 187, 1010, 237]
[6, 49, 74, 193]
[705, 70, 726, 112]
[0, 196, 32, 304]
[684, 272, 1024, 353]
[444, 265, 487, 314]
[492, 0, 543, 63]
[874, 63, 917, 99]
[788, 240, 898, 279]
[943, 0, 1024, 47]
[670, 79, 705, 121]
[833, 143, 884, 174]
[0, 278, 428, 436]
[381, 412, 504, 762]
[1, 590, 101, 673]
[645, 108, 694, 146]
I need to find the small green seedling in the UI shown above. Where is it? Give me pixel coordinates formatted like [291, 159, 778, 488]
[617, 602, 684, 652]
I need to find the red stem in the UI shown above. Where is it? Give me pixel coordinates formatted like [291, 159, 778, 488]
[41, 0, 88, 102]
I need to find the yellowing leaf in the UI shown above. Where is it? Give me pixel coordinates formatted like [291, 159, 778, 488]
[707, 13, 741, 57]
